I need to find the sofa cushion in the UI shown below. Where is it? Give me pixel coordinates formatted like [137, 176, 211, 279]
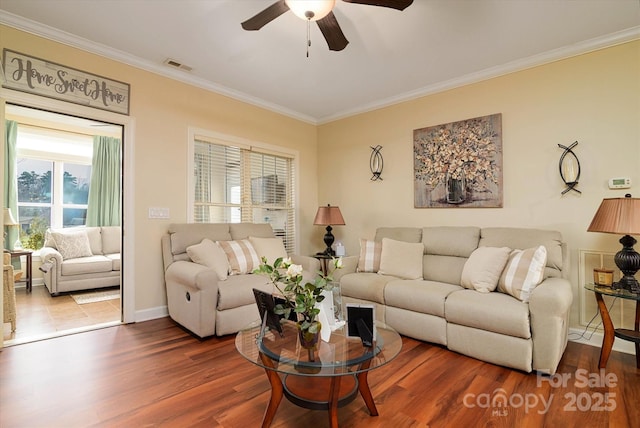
[230, 223, 275, 240]
[446, 289, 531, 339]
[340, 272, 395, 305]
[60, 255, 113, 276]
[101, 226, 121, 255]
[384, 279, 461, 317]
[422, 226, 481, 258]
[52, 230, 93, 260]
[249, 236, 287, 264]
[374, 227, 422, 243]
[218, 239, 260, 275]
[169, 223, 231, 255]
[461, 246, 511, 292]
[357, 239, 382, 273]
[187, 239, 229, 280]
[217, 274, 274, 311]
[379, 238, 424, 280]
[106, 253, 121, 271]
[498, 246, 547, 302]
[422, 254, 467, 285]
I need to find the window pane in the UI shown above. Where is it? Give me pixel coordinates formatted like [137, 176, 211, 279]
[63, 208, 88, 227]
[17, 207, 51, 250]
[63, 163, 91, 204]
[17, 158, 52, 203]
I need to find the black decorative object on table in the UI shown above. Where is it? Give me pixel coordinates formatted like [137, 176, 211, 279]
[588, 194, 640, 293]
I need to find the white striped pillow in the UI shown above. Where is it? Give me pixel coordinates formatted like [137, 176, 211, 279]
[498, 246, 547, 302]
[357, 239, 382, 273]
[217, 239, 260, 275]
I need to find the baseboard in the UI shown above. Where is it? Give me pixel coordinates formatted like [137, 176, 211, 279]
[568, 327, 635, 355]
[135, 305, 168, 322]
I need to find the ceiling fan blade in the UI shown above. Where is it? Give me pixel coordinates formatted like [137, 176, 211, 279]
[316, 12, 349, 51]
[341, 0, 413, 11]
[241, 0, 289, 31]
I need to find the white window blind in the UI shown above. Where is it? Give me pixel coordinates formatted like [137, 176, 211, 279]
[193, 139, 296, 253]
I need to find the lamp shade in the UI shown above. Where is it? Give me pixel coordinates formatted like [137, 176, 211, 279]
[587, 196, 640, 235]
[285, 0, 335, 21]
[313, 204, 345, 226]
[3, 208, 18, 226]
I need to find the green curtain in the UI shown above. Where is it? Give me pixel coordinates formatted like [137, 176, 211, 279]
[4, 120, 19, 251]
[86, 136, 121, 227]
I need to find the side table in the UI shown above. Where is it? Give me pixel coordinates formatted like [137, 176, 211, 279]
[584, 283, 640, 369]
[9, 249, 33, 293]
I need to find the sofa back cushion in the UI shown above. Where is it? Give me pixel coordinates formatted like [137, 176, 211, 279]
[479, 228, 564, 278]
[101, 226, 121, 255]
[374, 227, 422, 243]
[230, 223, 275, 240]
[422, 227, 481, 284]
[168, 223, 232, 256]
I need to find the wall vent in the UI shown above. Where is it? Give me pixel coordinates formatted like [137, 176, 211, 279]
[163, 58, 193, 72]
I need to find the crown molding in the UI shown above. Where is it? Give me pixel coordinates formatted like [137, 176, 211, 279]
[2, 11, 638, 126]
[318, 25, 640, 124]
[0, 11, 318, 125]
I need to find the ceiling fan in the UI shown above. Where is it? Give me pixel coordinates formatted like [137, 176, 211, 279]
[241, 0, 414, 52]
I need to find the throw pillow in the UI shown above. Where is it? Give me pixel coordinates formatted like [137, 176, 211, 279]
[51, 230, 93, 260]
[378, 238, 424, 280]
[357, 239, 382, 273]
[217, 239, 261, 275]
[498, 245, 548, 303]
[186, 239, 229, 281]
[248, 236, 287, 264]
[461, 246, 511, 293]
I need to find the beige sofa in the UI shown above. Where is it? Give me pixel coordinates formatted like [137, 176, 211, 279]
[336, 227, 573, 375]
[39, 226, 121, 295]
[162, 223, 320, 338]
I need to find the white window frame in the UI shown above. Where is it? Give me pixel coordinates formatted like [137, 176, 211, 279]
[187, 128, 300, 254]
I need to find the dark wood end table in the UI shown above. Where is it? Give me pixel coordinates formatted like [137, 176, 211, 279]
[585, 283, 640, 369]
[9, 249, 33, 293]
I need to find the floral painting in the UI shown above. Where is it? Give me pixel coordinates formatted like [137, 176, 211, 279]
[414, 114, 503, 208]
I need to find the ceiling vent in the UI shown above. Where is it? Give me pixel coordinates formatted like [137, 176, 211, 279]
[163, 58, 193, 72]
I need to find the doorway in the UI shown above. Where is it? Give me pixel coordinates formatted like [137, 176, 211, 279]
[3, 103, 126, 345]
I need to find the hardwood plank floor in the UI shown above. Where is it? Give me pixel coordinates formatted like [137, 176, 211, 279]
[1, 317, 638, 427]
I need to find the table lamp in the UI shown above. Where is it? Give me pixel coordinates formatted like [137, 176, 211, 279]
[587, 194, 640, 293]
[313, 204, 345, 256]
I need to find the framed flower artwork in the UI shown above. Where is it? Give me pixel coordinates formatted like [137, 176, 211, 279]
[413, 113, 503, 208]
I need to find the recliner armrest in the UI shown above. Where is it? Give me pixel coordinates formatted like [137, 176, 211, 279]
[165, 260, 220, 291]
[333, 255, 358, 281]
[529, 277, 573, 317]
[290, 255, 321, 274]
[39, 247, 62, 265]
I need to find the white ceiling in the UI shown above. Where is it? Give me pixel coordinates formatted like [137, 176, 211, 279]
[1, 0, 639, 124]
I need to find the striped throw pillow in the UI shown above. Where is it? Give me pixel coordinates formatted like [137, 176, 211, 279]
[217, 239, 260, 275]
[498, 246, 547, 302]
[357, 239, 382, 273]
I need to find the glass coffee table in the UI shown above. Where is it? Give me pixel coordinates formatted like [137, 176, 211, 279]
[235, 319, 402, 428]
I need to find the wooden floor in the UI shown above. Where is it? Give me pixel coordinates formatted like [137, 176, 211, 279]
[1, 317, 638, 428]
[2, 285, 121, 344]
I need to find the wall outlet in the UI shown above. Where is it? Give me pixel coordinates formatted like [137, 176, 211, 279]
[148, 207, 170, 219]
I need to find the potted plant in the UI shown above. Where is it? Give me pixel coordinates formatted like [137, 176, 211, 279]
[254, 256, 342, 349]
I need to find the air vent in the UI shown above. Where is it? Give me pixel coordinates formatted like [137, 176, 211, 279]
[163, 58, 193, 72]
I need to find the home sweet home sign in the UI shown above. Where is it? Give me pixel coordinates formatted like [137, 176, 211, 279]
[2, 49, 130, 115]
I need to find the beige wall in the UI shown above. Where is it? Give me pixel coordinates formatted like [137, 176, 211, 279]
[317, 40, 640, 327]
[0, 26, 319, 313]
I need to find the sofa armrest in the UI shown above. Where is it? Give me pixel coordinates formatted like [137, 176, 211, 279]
[39, 246, 62, 265]
[529, 277, 573, 374]
[165, 260, 220, 292]
[290, 255, 321, 274]
[332, 255, 358, 281]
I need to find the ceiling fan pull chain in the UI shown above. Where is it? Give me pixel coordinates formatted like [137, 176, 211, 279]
[306, 17, 311, 57]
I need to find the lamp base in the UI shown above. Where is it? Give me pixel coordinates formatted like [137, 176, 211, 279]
[612, 235, 640, 294]
[322, 225, 335, 256]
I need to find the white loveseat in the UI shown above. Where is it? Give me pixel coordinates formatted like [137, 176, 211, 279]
[39, 226, 121, 295]
[336, 226, 573, 374]
[162, 223, 320, 338]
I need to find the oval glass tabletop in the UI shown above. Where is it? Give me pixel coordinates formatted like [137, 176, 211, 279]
[235, 320, 402, 377]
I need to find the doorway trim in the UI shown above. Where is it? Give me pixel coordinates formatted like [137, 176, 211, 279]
[1, 88, 136, 345]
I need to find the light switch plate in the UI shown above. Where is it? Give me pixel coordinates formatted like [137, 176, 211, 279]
[148, 207, 170, 219]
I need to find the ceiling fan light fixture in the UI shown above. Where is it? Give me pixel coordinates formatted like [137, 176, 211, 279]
[285, 0, 335, 21]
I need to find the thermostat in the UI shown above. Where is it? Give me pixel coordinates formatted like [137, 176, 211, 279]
[608, 177, 631, 189]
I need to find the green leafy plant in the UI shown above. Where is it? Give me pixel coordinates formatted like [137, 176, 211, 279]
[20, 216, 48, 250]
[254, 256, 342, 334]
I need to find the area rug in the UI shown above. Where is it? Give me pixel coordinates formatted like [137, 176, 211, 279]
[71, 289, 120, 305]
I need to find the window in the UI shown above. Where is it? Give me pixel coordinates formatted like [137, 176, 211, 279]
[191, 134, 296, 253]
[15, 125, 93, 248]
